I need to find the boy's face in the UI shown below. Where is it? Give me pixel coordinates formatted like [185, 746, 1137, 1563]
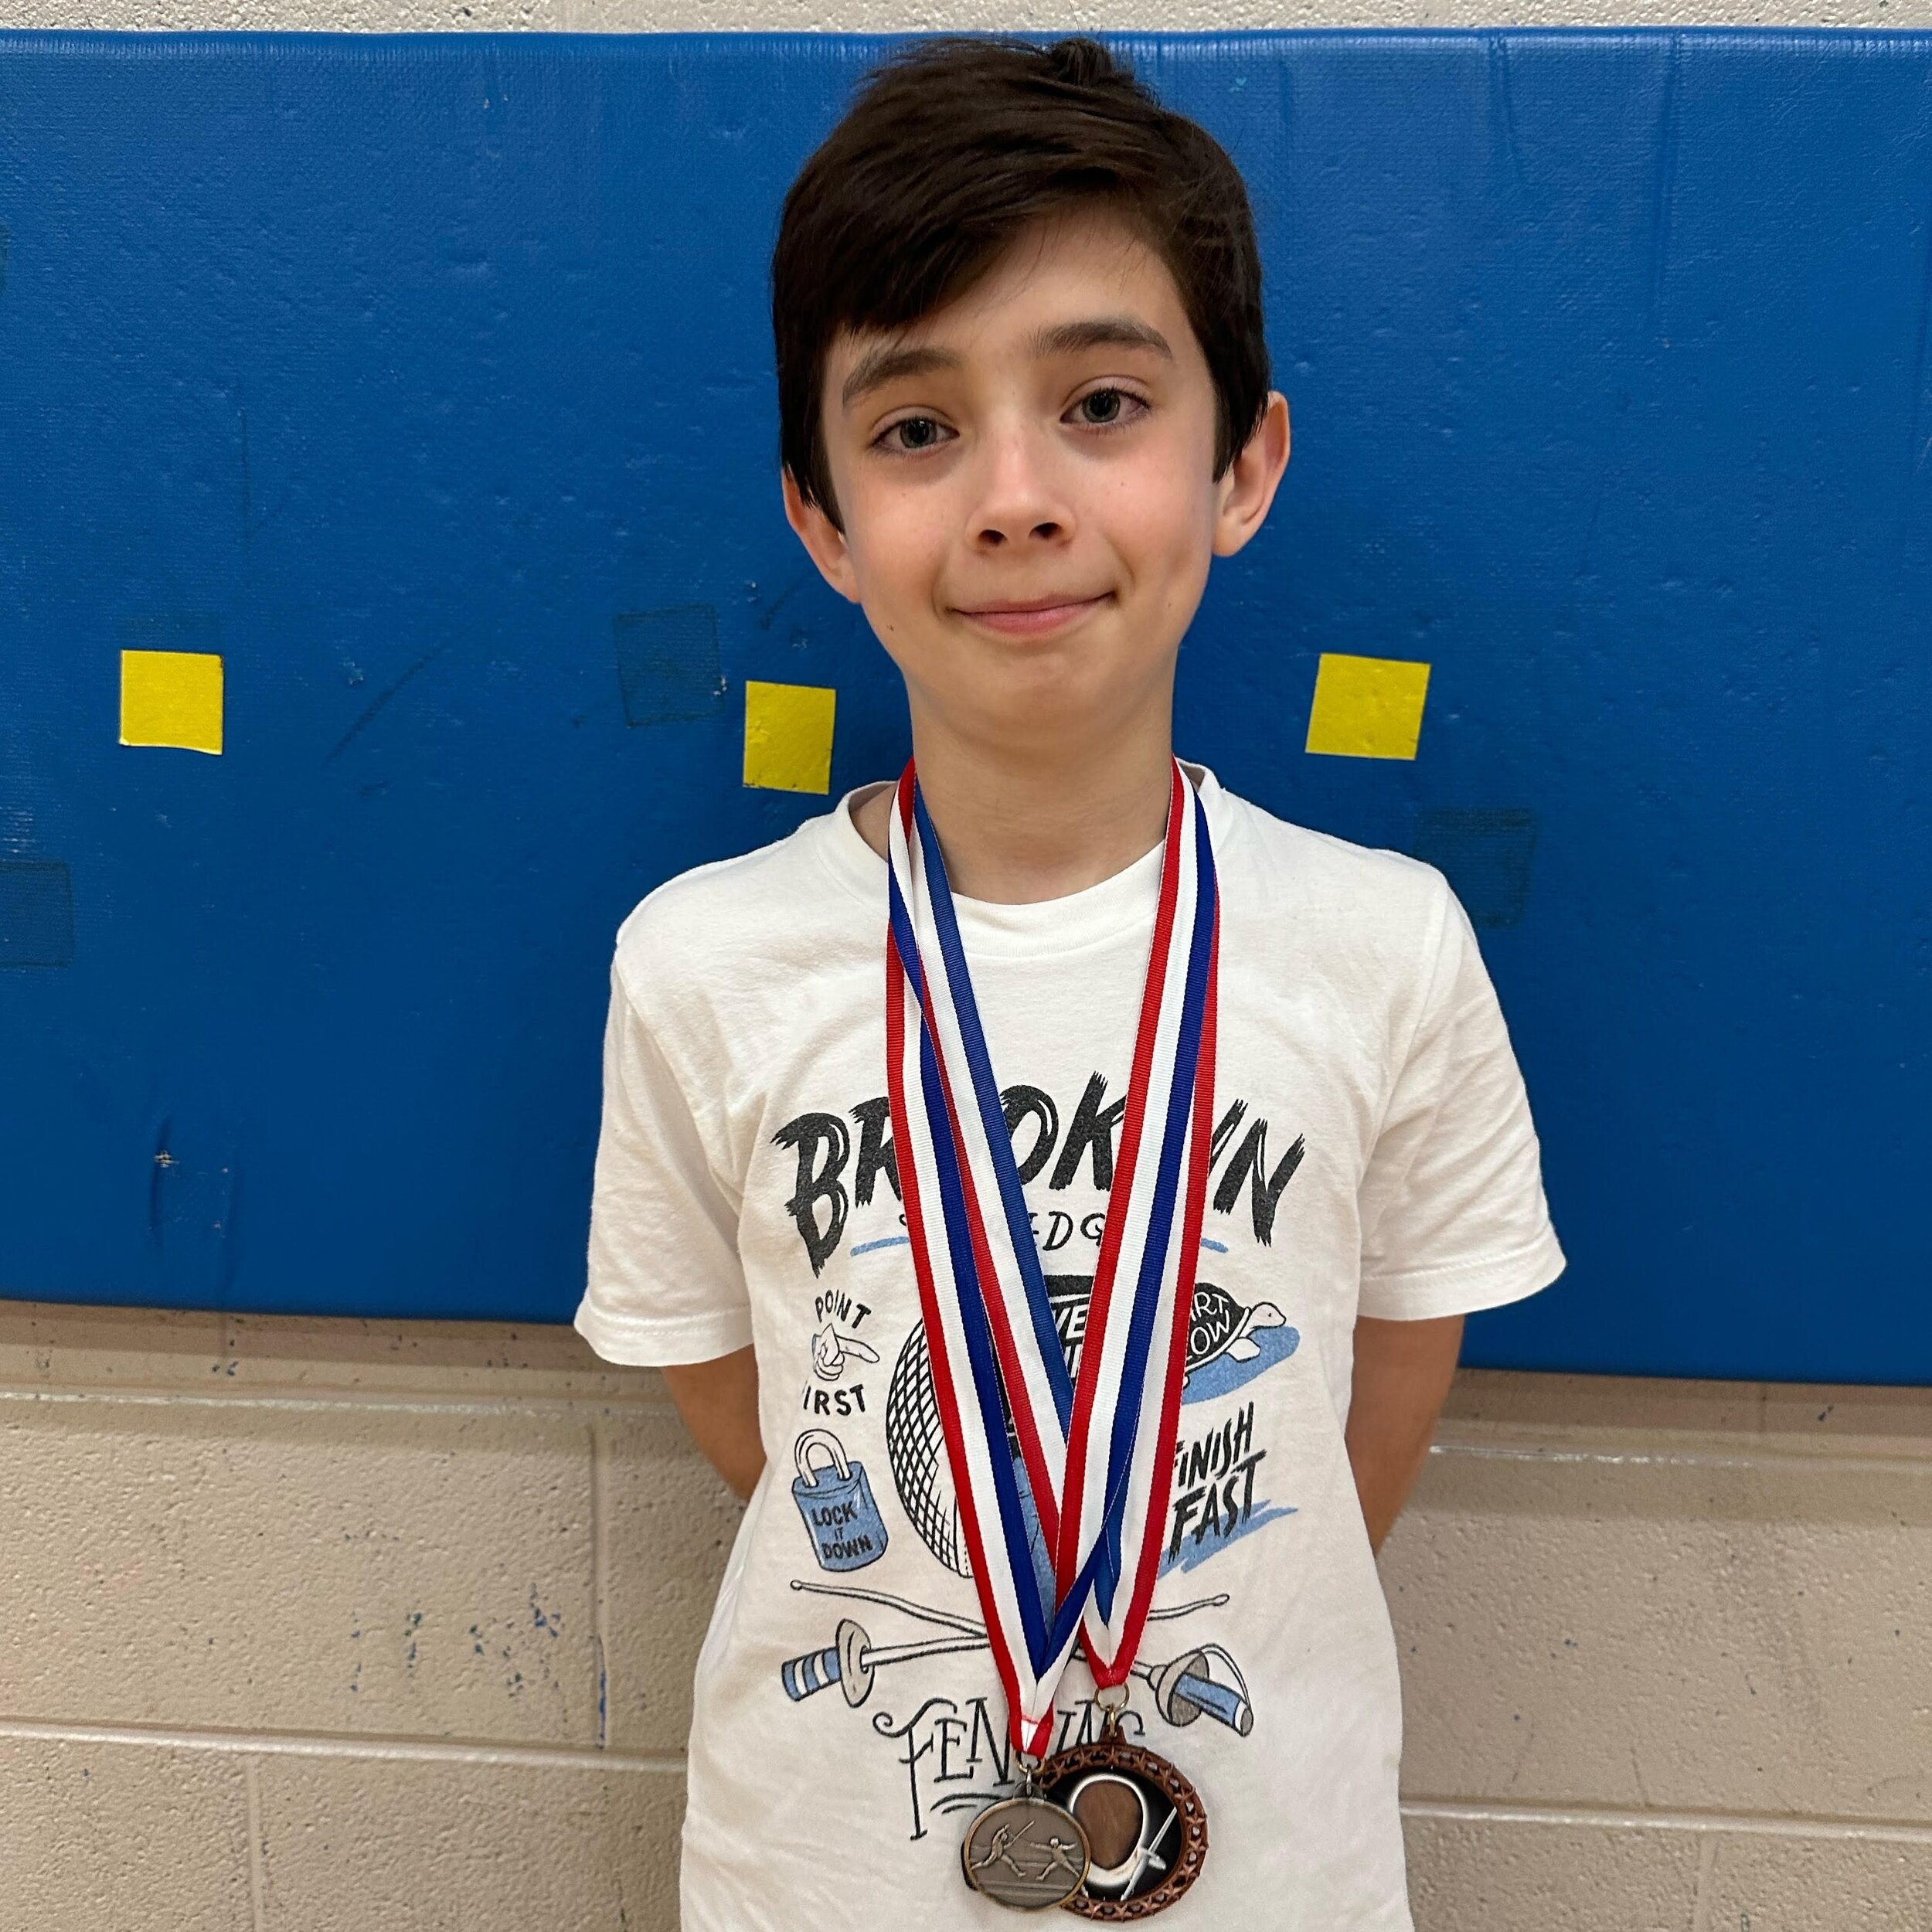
[783, 209, 1290, 762]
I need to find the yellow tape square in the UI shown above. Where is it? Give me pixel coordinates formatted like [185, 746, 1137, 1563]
[743, 680, 836, 794]
[120, 650, 224, 756]
[1304, 653, 1430, 760]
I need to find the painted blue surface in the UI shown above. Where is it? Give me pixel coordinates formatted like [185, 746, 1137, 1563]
[0, 31, 1927, 1382]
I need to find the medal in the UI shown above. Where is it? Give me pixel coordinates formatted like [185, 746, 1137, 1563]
[1036, 1702, 1209, 1917]
[884, 759, 1219, 1917]
[961, 1759, 1093, 1911]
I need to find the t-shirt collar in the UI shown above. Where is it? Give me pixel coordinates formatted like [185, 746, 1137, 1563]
[813, 760, 1228, 961]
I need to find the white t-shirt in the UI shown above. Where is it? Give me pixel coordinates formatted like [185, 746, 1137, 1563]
[574, 763, 1563, 1931]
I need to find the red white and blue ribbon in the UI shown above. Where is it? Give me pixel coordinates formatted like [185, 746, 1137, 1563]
[883, 758, 1219, 1757]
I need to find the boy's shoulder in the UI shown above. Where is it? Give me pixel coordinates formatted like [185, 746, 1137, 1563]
[1215, 778, 1457, 947]
[609, 802, 866, 1009]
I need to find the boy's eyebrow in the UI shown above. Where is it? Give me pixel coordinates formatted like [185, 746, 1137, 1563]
[838, 315, 1174, 412]
[1030, 317, 1175, 363]
[841, 344, 958, 411]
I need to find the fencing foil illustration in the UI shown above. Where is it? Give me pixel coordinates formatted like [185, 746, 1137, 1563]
[778, 1579, 1256, 1736]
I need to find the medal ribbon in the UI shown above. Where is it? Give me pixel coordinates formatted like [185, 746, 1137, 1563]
[883, 758, 1219, 1756]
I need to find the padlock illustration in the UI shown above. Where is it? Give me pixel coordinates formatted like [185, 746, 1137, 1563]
[791, 1429, 889, 1573]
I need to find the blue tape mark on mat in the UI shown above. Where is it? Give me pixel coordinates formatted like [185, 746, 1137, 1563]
[614, 605, 727, 726]
[0, 32, 1927, 1386]
[0, 862, 76, 968]
[1412, 808, 1539, 929]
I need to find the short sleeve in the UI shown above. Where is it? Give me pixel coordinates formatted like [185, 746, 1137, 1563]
[573, 963, 753, 1366]
[1355, 874, 1566, 1321]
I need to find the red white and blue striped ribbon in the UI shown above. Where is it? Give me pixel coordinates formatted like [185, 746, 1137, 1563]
[883, 758, 1219, 1756]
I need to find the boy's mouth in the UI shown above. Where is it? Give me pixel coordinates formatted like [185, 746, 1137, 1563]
[954, 592, 1114, 638]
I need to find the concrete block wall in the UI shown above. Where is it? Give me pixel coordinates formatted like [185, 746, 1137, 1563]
[2, 1296, 1927, 1927]
[1386, 1373, 1932, 1930]
[0, 1301, 730, 1930]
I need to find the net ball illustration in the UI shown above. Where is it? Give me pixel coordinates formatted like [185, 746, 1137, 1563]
[884, 1321, 971, 1577]
[883, 1273, 1270, 1582]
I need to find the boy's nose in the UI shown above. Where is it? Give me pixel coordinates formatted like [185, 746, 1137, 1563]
[968, 425, 1077, 548]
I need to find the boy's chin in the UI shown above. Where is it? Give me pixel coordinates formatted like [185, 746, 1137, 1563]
[966, 677, 1160, 750]
[895, 627, 1178, 747]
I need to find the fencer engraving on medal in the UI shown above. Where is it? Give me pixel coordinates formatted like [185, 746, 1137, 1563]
[960, 1794, 1093, 1910]
[1036, 1736, 1207, 1919]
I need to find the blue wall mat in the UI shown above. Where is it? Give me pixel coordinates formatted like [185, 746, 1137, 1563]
[0, 32, 1927, 1380]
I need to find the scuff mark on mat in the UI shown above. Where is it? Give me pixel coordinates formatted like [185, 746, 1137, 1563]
[1485, 36, 1526, 191]
[327, 642, 449, 760]
[1898, 187, 1932, 556]
[147, 1118, 242, 1303]
[753, 567, 815, 634]
[1647, 35, 1683, 343]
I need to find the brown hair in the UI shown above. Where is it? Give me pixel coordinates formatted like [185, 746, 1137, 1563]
[770, 34, 1272, 530]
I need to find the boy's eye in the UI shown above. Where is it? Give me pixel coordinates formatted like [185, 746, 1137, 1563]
[1071, 387, 1145, 427]
[872, 389, 1146, 452]
[879, 416, 952, 453]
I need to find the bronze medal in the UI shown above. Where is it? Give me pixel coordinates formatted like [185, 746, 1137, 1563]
[961, 1791, 1092, 1911]
[1036, 1730, 1208, 1920]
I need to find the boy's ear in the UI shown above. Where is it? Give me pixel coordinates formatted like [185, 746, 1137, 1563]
[781, 467, 862, 605]
[1211, 390, 1292, 560]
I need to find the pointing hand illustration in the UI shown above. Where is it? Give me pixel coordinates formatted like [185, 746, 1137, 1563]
[811, 1322, 881, 1382]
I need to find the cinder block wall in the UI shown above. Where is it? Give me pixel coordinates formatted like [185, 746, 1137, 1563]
[2, 1298, 1927, 1928]
[1391, 1373, 1932, 1930]
[0, 1302, 730, 1929]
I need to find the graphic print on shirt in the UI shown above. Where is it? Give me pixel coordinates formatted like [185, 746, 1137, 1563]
[774, 1070, 1306, 1841]
[772, 1079, 1304, 1276]
[794, 1283, 879, 1423]
[777, 1575, 1256, 1842]
[790, 1429, 891, 1573]
[883, 1281, 1298, 1584]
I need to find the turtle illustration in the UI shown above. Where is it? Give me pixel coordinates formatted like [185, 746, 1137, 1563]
[1182, 1279, 1287, 1387]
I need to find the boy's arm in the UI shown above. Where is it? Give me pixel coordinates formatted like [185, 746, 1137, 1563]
[661, 1347, 765, 1501]
[1345, 1313, 1464, 1553]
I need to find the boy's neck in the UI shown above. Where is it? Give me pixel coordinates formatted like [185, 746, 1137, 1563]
[852, 710, 1178, 905]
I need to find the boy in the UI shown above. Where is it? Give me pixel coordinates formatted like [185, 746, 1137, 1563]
[575, 34, 1563, 1930]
